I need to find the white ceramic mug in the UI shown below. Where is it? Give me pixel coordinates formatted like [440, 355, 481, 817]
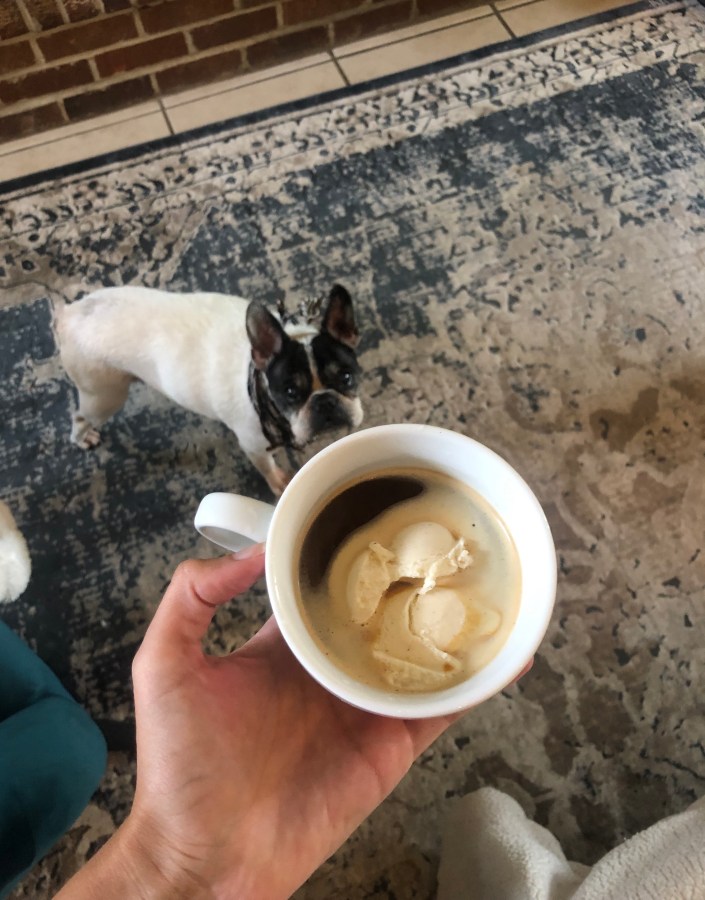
[194, 424, 556, 719]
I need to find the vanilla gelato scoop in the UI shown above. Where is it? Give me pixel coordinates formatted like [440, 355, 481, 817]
[373, 588, 461, 690]
[391, 522, 473, 593]
[374, 586, 502, 689]
[409, 587, 468, 651]
[345, 521, 473, 624]
[409, 588, 502, 651]
[333, 515, 504, 691]
[310, 473, 517, 695]
[346, 541, 395, 625]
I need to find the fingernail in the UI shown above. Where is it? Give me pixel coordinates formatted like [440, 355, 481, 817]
[232, 542, 266, 560]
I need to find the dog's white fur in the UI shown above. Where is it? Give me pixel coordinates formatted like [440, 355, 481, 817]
[55, 287, 293, 493]
[0, 501, 31, 603]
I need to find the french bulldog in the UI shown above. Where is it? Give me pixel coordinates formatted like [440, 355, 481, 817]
[54, 284, 363, 495]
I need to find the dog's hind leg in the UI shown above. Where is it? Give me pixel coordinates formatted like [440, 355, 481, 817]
[69, 370, 133, 449]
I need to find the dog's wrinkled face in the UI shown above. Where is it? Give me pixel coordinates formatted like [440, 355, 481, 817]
[246, 285, 363, 446]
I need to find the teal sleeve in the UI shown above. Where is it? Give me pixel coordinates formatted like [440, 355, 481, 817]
[0, 620, 73, 719]
[0, 622, 107, 897]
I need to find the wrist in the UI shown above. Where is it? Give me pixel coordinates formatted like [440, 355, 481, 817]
[114, 813, 213, 900]
[117, 814, 280, 900]
[55, 813, 212, 900]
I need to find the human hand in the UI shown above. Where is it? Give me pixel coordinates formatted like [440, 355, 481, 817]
[58, 548, 461, 899]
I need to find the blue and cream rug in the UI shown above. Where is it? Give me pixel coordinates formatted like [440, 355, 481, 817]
[2, 1, 705, 895]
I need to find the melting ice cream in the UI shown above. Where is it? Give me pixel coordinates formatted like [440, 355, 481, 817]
[347, 522, 472, 621]
[299, 468, 521, 694]
[338, 520, 501, 690]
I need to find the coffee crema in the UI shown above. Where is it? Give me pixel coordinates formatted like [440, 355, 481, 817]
[296, 467, 521, 693]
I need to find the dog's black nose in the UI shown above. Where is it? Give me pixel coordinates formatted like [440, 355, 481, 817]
[309, 391, 350, 432]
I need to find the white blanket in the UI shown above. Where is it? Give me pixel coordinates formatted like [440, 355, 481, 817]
[438, 787, 705, 900]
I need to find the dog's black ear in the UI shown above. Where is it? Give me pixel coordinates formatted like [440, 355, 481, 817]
[321, 284, 359, 348]
[246, 302, 287, 370]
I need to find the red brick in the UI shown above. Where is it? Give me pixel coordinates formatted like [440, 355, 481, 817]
[0, 60, 93, 105]
[283, 0, 364, 27]
[333, 0, 412, 45]
[97, 32, 188, 77]
[0, 39, 36, 78]
[63, 74, 154, 120]
[247, 25, 329, 69]
[140, 0, 234, 34]
[0, 101, 65, 143]
[63, 0, 102, 22]
[23, 0, 64, 30]
[38, 13, 138, 62]
[192, 7, 277, 51]
[0, 2, 28, 39]
[156, 48, 245, 93]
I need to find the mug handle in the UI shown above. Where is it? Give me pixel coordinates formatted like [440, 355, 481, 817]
[194, 493, 275, 553]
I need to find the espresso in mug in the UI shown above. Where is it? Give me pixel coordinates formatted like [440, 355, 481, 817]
[296, 467, 521, 693]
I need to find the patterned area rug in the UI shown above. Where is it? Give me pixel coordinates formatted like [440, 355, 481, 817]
[2, 1, 705, 895]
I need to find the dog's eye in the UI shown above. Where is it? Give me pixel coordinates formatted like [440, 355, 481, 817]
[340, 371, 354, 387]
[285, 385, 301, 401]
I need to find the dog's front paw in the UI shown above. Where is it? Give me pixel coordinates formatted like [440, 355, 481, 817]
[71, 416, 101, 449]
[267, 466, 293, 497]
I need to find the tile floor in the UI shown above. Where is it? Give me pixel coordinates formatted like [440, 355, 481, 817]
[0, 0, 628, 183]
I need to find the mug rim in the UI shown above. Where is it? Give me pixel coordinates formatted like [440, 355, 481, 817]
[265, 423, 556, 718]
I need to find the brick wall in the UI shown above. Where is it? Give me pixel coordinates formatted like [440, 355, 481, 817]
[0, 0, 477, 144]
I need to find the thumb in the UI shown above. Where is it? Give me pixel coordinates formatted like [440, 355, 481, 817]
[143, 547, 266, 654]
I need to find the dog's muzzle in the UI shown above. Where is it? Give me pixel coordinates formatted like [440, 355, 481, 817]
[308, 391, 354, 433]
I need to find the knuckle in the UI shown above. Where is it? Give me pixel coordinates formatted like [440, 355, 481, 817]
[171, 558, 202, 587]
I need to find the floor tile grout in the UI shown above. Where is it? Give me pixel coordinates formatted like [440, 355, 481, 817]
[495, 0, 546, 10]
[0, 109, 163, 158]
[165, 57, 332, 111]
[490, 3, 518, 38]
[158, 98, 175, 137]
[334, 10, 498, 60]
[328, 50, 351, 88]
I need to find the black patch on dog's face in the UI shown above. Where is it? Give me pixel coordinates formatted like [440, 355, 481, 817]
[311, 333, 361, 397]
[265, 339, 313, 414]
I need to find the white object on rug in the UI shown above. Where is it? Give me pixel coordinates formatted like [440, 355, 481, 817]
[437, 786, 705, 900]
[0, 500, 31, 603]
